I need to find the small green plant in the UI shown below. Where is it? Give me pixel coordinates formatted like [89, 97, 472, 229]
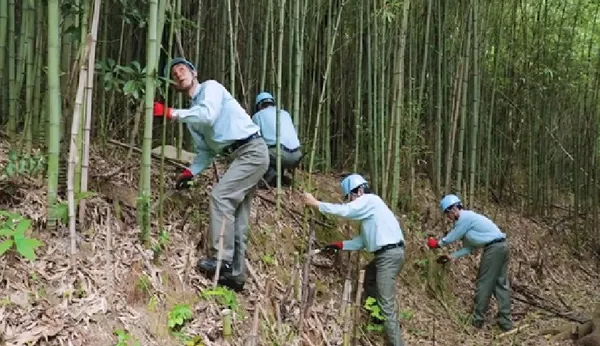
[1, 151, 46, 178]
[0, 211, 42, 260]
[262, 253, 276, 266]
[152, 230, 169, 262]
[113, 329, 140, 346]
[200, 286, 241, 316]
[167, 303, 193, 331]
[55, 191, 98, 224]
[399, 309, 414, 320]
[364, 296, 385, 332]
[147, 295, 159, 312]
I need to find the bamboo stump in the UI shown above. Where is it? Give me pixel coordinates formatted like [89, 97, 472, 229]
[540, 303, 600, 346]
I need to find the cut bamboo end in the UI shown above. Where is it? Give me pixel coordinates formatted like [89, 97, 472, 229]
[222, 308, 233, 339]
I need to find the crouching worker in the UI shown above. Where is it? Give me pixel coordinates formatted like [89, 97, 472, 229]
[152, 57, 269, 292]
[252, 92, 303, 188]
[303, 174, 406, 346]
[427, 194, 513, 331]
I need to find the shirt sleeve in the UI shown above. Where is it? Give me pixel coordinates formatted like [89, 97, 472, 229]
[189, 135, 215, 175]
[342, 236, 364, 251]
[439, 219, 471, 247]
[317, 196, 373, 221]
[173, 81, 223, 127]
[251, 112, 260, 125]
[450, 246, 473, 259]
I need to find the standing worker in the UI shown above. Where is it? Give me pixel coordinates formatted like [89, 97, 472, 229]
[152, 57, 269, 291]
[252, 92, 303, 188]
[303, 174, 406, 346]
[427, 194, 513, 331]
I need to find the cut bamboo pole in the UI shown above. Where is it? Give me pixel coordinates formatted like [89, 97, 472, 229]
[221, 308, 232, 339]
[213, 216, 227, 287]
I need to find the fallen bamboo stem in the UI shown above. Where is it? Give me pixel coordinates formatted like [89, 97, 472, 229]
[496, 324, 530, 339]
[107, 138, 221, 180]
[245, 258, 264, 291]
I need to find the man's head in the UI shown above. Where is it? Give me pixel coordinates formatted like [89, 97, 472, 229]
[255, 92, 275, 112]
[439, 194, 463, 221]
[166, 57, 198, 94]
[340, 173, 370, 201]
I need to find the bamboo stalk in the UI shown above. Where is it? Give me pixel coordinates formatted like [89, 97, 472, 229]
[351, 269, 366, 345]
[67, 35, 94, 258]
[79, 0, 103, 224]
[213, 216, 227, 288]
[221, 308, 232, 339]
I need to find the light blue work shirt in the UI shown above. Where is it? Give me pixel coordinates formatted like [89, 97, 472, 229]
[318, 194, 405, 253]
[172, 80, 261, 175]
[251, 106, 300, 149]
[439, 210, 506, 259]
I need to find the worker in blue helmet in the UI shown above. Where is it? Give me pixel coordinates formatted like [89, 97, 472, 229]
[303, 174, 406, 346]
[427, 194, 513, 331]
[152, 57, 269, 292]
[251, 92, 302, 189]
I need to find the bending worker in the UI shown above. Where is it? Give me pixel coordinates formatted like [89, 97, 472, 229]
[303, 174, 406, 346]
[152, 57, 269, 292]
[427, 194, 513, 331]
[251, 92, 302, 188]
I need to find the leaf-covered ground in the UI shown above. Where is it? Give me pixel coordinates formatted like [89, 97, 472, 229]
[0, 141, 598, 346]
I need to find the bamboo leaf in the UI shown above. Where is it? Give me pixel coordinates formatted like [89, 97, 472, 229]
[0, 240, 14, 257]
[15, 238, 42, 260]
[15, 218, 32, 236]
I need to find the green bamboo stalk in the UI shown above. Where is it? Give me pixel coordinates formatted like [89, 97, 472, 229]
[46, 0, 62, 231]
[139, 0, 160, 240]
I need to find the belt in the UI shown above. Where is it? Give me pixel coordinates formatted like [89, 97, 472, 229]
[269, 144, 301, 153]
[374, 241, 405, 256]
[223, 132, 262, 155]
[484, 238, 506, 248]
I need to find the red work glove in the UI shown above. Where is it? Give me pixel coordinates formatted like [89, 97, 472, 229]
[153, 101, 174, 120]
[427, 237, 440, 249]
[175, 169, 193, 190]
[323, 241, 343, 251]
[436, 255, 451, 264]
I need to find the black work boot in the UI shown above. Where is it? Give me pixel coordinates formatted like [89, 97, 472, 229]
[471, 319, 484, 329]
[197, 258, 233, 274]
[218, 274, 245, 293]
[281, 175, 292, 187]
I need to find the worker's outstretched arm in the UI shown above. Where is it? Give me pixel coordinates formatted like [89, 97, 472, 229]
[450, 246, 473, 259]
[439, 220, 470, 247]
[173, 81, 224, 126]
[317, 196, 373, 221]
[324, 236, 364, 251]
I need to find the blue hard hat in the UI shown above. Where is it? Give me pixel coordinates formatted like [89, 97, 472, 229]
[164, 57, 196, 78]
[340, 174, 368, 198]
[440, 194, 462, 212]
[255, 92, 275, 107]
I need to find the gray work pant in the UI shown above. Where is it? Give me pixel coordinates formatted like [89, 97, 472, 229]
[363, 246, 406, 346]
[263, 146, 303, 185]
[472, 241, 512, 329]
[209, 137, 269, 282]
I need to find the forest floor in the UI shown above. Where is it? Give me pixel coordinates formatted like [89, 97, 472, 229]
[0, 139, 598, 346]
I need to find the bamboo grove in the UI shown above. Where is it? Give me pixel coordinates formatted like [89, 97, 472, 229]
[0, 0, 599, 252]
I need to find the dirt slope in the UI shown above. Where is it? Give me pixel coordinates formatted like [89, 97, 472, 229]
[0, 142, 598, 346]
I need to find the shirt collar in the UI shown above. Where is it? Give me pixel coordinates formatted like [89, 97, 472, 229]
[190, 83, 201, 98]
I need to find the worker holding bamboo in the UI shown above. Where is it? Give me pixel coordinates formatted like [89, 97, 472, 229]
[152, 57, 269, 291]
[427, 194, 513, 331]
[251, 92, 303, 189]
[303, 174, 406, 346]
